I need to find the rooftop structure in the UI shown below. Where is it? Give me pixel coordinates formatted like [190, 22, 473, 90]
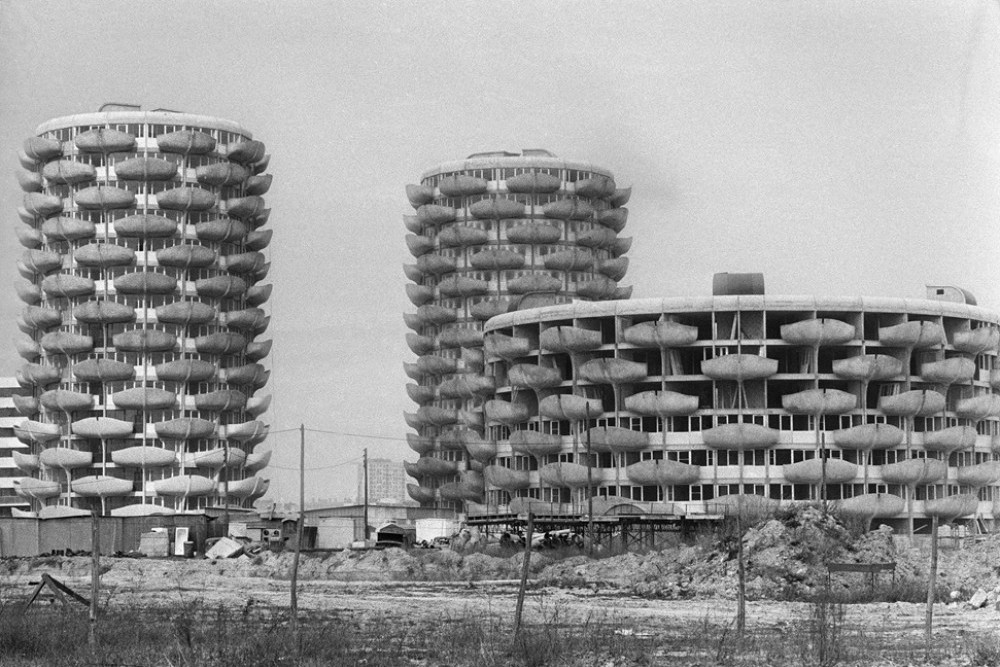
[11, 107, 273, 518]
[402, 150, 633, 509]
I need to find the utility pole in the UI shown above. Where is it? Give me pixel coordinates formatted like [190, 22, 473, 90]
[363, 448, 369, 541]
[291, 423, 304, 633]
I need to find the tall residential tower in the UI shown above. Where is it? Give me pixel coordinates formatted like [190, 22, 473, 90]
[402, 150, 632, 508]
[11, 106, 273, 517]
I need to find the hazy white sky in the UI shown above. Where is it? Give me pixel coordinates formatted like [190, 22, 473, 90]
[2, 0, 999, 504]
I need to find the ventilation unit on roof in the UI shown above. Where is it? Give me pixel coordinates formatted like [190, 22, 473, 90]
[927, 285, 976, 305]
[713, 273, 765, 296]
[98, 103, 142, 112]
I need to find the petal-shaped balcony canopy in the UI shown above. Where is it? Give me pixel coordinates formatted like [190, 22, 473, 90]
[782, 458, 858, 484]
[405, 333, 434, 355]
[469, 198, 524, 220]
[195, 331, 247, 355]
[701, 354, 778, 381]
[544, 249, 594, 272]
[40, 448, 93, 469]
[955, 394, 1000, 421]
[196, 162, 249, 186]
[113, 329, 177, 353]
[225, 195, 267, 221]
[469, 248, 524, 271]
[920, 357, 976, 385]
[115, 157, 179, 181]
[405, 234, 434, 257]
[246, 229, 273, 251]
[483, 465, 531, 491]
[18, 363, 61, 387]
[622, 320, 698, 348]
[15, 282, 42, 305]
[113, 271, 178, 295]
[578, 358, 647, 385]
[575, 277, 618, 300]
[16, 226, 43, 248]
[195, 275, 247, 298]
[880, 457, 946, 485]
[416, 304, 457, 325]
[624, 390, 699, 417]
[224, 251, 266, 274]
[405, 184, 435, 208]
[576, 227, 618, 250]
[407, 483, 437, 504]
[506, 222, 562, 244]
[156, 244, 216, 269]
[505, 172, 561, 193]
[40, 331, 93, 356]
[924, 493, 978, 520]
[879, 321, 945, 349]
[244, 450, 272, 472]
[404, 456, 458, 478]
[224, 307, 267, 332]
[438, 275, 489, 298]
[626, 459, 700, 487]
[154, 475, 216, 497]
[610, 237, 632, 257]
[702, 423, 780, 450]
[470, 299, 512, 321]
[75, 186, 136, 210]
[416, 405, 458, 427]
[155, 358, 216, 382]
[110, 387, 177, 410]
[245, 174, 272, 195]
[838, 493, 905, 519]
[21, 305, 62, 331]
[780, 318, 856, 347]
[598, 257, 629, 281]
[832, 355, 903, 381]
[952, 327, 1000, 355]
[40, 388, 95, 412]
[156, 187, 216, 211]
[406, 383, 436, 405]
[596, 207, 628, 232]
[194, 389, 247, 412]
[415, 254, 457, 276]
[41, 274, 95, 299]
[508, 364, 563, 390]
[484, 399, 532, 425]
[195, 218, 248, 242]
[415, 354, 457, 376]
[42, 216, 96, 241]
[13, 420, 61, 444]
[610, 187, 632, 207]
[23, 192, 64, 218]
[574, 176, 616, 199]
[438, 174, 488, 197]
[507, 273, 561, 294]
[923, 425, 977, 453]
[72, 358, 135, 382]
[24, 136, 62, 160]
[155, 300, 216, 325]
[509, 430, 562, 458]
[246, 339, 272, 362]
[438, 224, 489, 248]
[956, 461, 1000, 487]
[539, 462, 591, 488]
[587, 426, 648, 453]
[74, 243, 136, 268]
[22, 249, 62, 274]
[781, 388, 856, 415]
[12, 451, 40, 472]
[112, 446, 177, 468]
[484, 332, 531, 359]
[878, 390, 946, 417]
[156, 129, 216, 155]
[227, 140, 266, 164]
[17, 170, 43, 193]
[438, 375, 495, 399]
[114, 214, 178, 238]
[542, 198, 593, 220]
[416, 204, 455, 225]
[75, 128, 136, 153]
[15, 478, 63, 500]
[538, 394, 602, 421]
[830, 424, 904, 450]
[436, 328, 483, 348]
[72, 417, 134, 439]
[539, 326, 601, 353]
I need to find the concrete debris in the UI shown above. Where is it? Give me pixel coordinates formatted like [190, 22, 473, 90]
[205, 537, 244, 560]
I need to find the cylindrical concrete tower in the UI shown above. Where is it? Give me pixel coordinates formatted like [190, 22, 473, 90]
[402, 149, 632, 509]
[11, 106, 273, 518]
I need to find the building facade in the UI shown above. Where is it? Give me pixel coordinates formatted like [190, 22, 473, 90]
[0, 377, 31, 517]
[476, 284, 1000, 532]
[357, 458, 412, 504]
[402, 150, 633, 508]
[11, 106, 272, 518]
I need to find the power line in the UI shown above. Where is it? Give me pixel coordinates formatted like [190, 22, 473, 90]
[267, 454, 362, 472]
[266, 426, 410, 443]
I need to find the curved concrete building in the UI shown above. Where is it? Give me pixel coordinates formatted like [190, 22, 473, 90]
[403, 150, 632, 508]
[473, 285, 1000, 532]
[11, 107, 272, 518]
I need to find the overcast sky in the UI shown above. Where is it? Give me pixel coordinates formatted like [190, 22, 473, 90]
[2, 0, 999, 505]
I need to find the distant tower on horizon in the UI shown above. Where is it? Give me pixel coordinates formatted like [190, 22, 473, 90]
[11, 105, 273, 518]
[402, 149, 632, 509]
[357, 457, 411, 505]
